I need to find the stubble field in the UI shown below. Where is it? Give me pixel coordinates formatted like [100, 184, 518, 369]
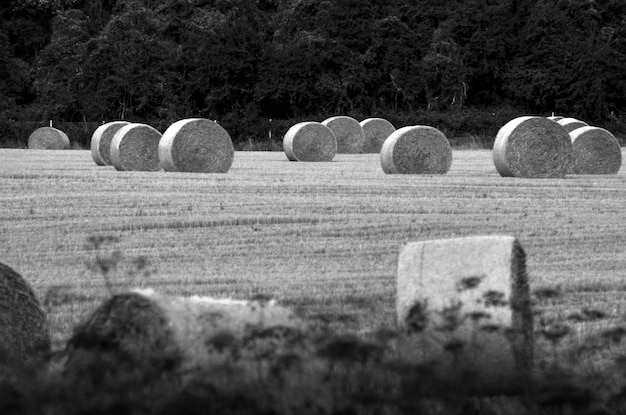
[1, 148, 625, 365]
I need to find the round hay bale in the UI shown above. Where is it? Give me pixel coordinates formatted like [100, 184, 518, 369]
[283, 122, 337, 162]
[90, 121, 130, 166]
[493, 116, 573, 178]
[557, 117, 589, 133]
[360, 118, 396, 153]
[321, 116, 364, 153]
[110, 123, 162, 172]
[27, 127, 70, 150]
[0, 262, 50, 382]
[159, 118, 234, 173]
[380, 125, 452, 174]
[569, 126, 622, 174]
[68, 289, 305, 377]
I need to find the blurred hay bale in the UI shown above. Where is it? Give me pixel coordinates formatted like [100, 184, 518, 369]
[557, 117, 589, 133]
[110, 123, 162, 171]
[396, 235, 533, 395]
[283, 122, 337, 162]
[493, 116, 573, 178]
[159, 118, 234, 173]
[90, 121, 130, 166]
[27, 127, 70, 150]
[67, 289, 306, 379]
[569, 126, 622, 174]
[380, 125, 452, 174]
[0, 262, 50, 384]
[360, 118, 396, 153]
[321, 116, 364, 154]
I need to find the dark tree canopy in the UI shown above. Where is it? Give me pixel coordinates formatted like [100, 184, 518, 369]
[1, 0, 625, 147]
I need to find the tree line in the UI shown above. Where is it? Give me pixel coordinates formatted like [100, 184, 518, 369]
[1, 0, 625, 147]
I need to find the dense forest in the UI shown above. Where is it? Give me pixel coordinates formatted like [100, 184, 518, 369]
[1, 0, 626, 148]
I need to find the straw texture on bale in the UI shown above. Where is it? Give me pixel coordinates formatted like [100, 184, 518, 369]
[283, 122, 337, 162]
[360, 118, 396, 153]
[27, 127, 70, 150]
[569, 126, 622, 174]
[159, 118, 234, 173]
[557, 117, 589, 133]
[321, 116, 365, 154]
[396, 235, 533, 394]
[68, 289, 305, 377]
[380, 125, 452, 174]
[90, 121, 130, 166]
[110, 123, 162, 171]
[0, 262, 50, 383]
[493, 116, 573, 178]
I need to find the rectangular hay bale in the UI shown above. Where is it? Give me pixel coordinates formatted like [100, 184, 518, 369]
[396, 235, 533, 394]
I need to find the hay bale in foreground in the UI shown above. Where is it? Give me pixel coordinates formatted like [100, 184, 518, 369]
[68, 289, 305, 378]
[321, 116, 364, 154]
[360, 118, 396, 153]
[90, 121, 130, 166]
[159, 118, 234, 173]
[283, 122, 337, 161]
[0, 262, 50, 384]
[557, 117, 589, 133]
[493, 116, 573, 178]
[380, 125, 452, 174]
[396, 235, 533, 395]
[27, 127, 70, 150]
[569, 126, 622, 174]
[110, 123, 162, 171]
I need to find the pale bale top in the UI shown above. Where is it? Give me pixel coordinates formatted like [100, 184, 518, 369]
[360, 118, 396, 153]
[28, 127, 70, 150]
[557, 117, 589, 134]
[90, 121, 130, 166]
[321, 116, 365, 154]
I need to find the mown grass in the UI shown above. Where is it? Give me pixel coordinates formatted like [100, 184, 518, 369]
[0, 148, 625, 361]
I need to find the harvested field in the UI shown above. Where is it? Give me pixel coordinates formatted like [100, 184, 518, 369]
[0, 148, 625, 370]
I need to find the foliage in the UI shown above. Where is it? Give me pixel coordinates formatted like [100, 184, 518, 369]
[4, 251, 626, 414]
[0, 0, 625, 147]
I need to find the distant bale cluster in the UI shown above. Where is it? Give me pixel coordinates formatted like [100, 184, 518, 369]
[28, 127, 70, 150]
[89, 118, 235, 173]
[493, 115, 622, 177]
[282, 115, 398, 161]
